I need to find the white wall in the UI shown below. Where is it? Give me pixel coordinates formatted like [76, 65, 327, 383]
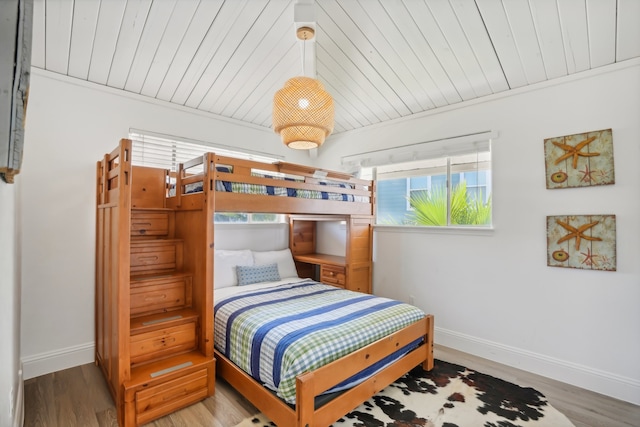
[19, 70, 311, 379]
[19, 61, 639, 406]
[316, 221, 347, 256]
[0, 179, 22, 426]
[215, 223, 289, 251]
[318, 60, 640, 404]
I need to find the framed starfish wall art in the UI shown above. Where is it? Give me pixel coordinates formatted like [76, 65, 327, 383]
[544, 128, 614, 189]
[546, 215, 616, 271]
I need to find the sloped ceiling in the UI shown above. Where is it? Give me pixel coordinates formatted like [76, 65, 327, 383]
[31, 0, 640, 136]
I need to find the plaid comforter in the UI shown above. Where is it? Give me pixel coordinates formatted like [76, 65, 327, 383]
[217, 176, 361, 201]
[214, 280, 425, 404]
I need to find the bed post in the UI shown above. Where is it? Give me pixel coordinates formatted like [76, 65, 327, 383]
[296, 372, 315, 427]
[423, 314, 435, 371]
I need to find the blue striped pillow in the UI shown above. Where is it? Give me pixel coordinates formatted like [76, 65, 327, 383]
[236, 263, 281, 286]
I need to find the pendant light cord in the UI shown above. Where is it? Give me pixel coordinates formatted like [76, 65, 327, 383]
[302, 39, 306, 76]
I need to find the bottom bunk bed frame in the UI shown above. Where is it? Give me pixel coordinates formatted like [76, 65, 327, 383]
[215, 314, 434, 427]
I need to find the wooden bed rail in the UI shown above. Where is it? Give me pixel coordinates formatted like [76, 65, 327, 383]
[277, 161, 360, 183]
[214, 170, 370, 198]
[96, 139, 131, 208]
[167, 152, 215, 209]
[299, 317, 430, 396]
[298, 314, 434, 427]
[215, 314, 434, 427]
[214, 154, 370, 186]
[160, 151, 375, 216]
[212, 154, 374, 216]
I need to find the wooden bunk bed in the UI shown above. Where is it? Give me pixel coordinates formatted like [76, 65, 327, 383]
[96, 139, 434, 427]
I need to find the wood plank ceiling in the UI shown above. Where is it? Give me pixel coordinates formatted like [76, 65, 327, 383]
[31, 0, 640, 135]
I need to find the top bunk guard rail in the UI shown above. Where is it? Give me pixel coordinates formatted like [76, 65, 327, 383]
[210, 154, 375, 216]
[144, 147, 374, 216]
[96, 139, 131, 208]
[167, 152, 216, 210]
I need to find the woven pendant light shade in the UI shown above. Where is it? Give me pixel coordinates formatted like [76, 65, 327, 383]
[273, 76, 334, 149]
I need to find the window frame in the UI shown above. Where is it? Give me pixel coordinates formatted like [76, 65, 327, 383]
[213, 212, 286, 224]
[372, 147, 492, 229]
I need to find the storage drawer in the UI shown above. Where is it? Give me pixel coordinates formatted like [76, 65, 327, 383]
[135, 368, 209, 425]
[124, 353, 215, 427]
[130, 240, 183, 274]
[131, 211, 169, 237]
[130, 322, 197, 365]
[130, 275, 192, 316]
[321, 264, 346, 287]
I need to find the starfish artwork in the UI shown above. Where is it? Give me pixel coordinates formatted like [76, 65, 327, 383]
[555, 219, 602, 250]
[547, 215, 616, 271]
[552, 135, 600, 169]
[544, 129, 614, 189]
[580, 247, 599, 267]
[579, 164, 597, 183]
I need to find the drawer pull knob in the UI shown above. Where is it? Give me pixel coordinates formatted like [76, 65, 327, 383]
[138, 256, 159, 262]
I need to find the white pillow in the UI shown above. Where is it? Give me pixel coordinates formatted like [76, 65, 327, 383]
[252, 248, 299, 279]
[214, 249, 254, 288]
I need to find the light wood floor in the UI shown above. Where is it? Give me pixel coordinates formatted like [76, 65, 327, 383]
[23, 345, 640, 427]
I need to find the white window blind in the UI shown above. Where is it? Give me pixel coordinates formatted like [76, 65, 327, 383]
[341, 131, 496, 169]
[128, 130, 280, 171]
[377, 149, 491, 180]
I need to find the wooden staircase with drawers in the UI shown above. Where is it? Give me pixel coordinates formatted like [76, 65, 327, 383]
[96, 140, 215, 427]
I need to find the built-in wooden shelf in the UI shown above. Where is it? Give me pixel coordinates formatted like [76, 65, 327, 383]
[293, 253, 345, 267]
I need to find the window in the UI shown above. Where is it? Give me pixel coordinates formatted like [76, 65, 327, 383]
[128, 131, 285, 224]
[213, 212, 281, 223]
[373, 146, 492, 227]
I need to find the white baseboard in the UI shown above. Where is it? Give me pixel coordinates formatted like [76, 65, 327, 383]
[436, 327, 640, 406]
[13, 365, 23, 427]
[21, 342, 95, 380]
[18, 334, 640, 406]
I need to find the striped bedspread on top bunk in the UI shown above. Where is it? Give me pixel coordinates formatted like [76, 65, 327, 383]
[172, 166, 368, 201]
[214, 280, 425, 404]
[178, 174, 363, 201]
[216, 172, 363, 202]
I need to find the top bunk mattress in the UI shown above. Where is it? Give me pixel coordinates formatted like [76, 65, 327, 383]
[220, 175, 364, 201]
[166, 153, 374, 215]
[176, 168, 368, 202]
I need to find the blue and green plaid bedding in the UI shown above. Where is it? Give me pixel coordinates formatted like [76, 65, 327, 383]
[216, 174, 360, 201]
[214, 280, 425, 404]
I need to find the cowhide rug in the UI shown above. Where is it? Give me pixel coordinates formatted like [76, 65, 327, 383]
[234, 359, 575, 427]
